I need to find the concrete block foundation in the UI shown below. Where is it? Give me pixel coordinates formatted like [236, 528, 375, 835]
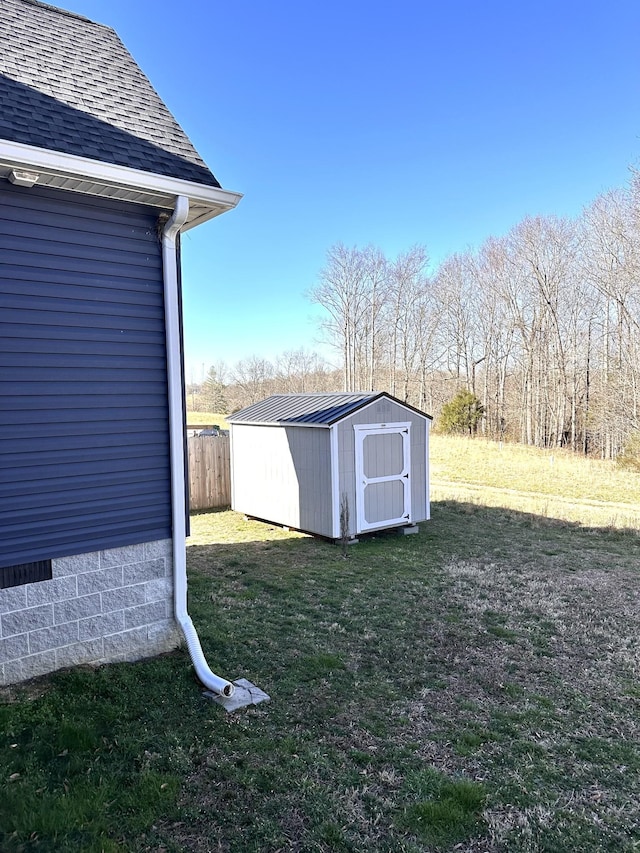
[0, 539, 180, 686]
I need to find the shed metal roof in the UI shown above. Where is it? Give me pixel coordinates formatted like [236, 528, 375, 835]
[0, 0, 219, 187]
[228, 392, 432, 427]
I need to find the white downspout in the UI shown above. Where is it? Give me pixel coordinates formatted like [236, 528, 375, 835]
[162, 195, 235, 698]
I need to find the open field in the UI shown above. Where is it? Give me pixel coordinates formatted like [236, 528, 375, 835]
[2, 500, 639, 852]
[431, 435, 640, 528]
[185, 412, 230, 429]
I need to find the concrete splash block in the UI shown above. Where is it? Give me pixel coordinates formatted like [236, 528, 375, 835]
[204, 678, 270, 713]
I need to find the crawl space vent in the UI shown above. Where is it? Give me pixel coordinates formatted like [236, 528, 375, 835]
[0, 560, 52, 589]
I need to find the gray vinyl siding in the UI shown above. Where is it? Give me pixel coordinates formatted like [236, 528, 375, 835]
[336, 423, 357, 538]
[337, 398, 429, 534]
[0, 181, 171, 570]
[231, 424, 333, 537]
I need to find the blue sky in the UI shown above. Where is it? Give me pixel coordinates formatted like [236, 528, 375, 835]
[64, 1, 640, 379]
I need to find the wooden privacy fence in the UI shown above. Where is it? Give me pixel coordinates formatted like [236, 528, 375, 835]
[188, 435, 231, 510]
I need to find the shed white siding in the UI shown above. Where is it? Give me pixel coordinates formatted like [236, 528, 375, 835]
[336, 398, 430, 537]
[231, 424, 333, 537]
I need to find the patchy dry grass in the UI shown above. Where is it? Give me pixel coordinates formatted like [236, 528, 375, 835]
[431, 435, 640, 528]
[1, 503, 638, 852]
[185, 411, 230, 429]
[401, 505, 640, 850]
[169, 507, 640, 852]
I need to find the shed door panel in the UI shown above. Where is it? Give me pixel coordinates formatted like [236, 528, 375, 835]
[363, 479, 405, 525]
[362, 431, 404, 478]
[355, 424, 411, 532]
[0, 182, 171, 570]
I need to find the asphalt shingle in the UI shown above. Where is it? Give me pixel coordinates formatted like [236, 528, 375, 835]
[0, 0, 220, 187]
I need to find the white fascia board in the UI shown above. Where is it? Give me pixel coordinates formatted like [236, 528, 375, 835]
[353, 421, 412, 433]
[0, 139, 242, 229]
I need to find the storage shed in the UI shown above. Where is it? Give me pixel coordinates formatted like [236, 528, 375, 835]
[229, 392, 432, 540]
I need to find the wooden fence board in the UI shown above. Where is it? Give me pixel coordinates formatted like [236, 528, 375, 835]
[188, 435, 231, 510]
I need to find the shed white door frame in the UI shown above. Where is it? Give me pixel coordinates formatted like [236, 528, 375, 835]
[354, 422, 411, 532]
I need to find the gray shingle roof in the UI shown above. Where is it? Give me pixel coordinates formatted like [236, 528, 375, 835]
[229, 393, 384, 426]
[0, 0, 220, 187]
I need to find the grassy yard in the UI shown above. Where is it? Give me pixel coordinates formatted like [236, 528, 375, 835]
[431, 434, 640, 528]
[1, 444, 639, 851]
[185, 412, 230, 430]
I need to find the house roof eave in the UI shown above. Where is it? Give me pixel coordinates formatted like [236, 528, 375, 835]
[0, 138, 242, 228]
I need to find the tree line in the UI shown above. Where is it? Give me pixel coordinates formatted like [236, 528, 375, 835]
[308, 173, 640, 458]
[189, 172, 640, 460]
[186, 349, 340, 416]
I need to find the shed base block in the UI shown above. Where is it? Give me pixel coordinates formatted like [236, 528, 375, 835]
[400, 525, 420, 535]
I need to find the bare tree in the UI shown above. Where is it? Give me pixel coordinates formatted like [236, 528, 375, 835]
[228, 356, 275, 409]
[305, 166, 640, 455]
[309, 244, 370, 391]
[433, 252, 483, 388]
[580, 187, 640, 456]
[360, 246, 388, 391]
[275, 348, 334, 393]
[472, 238, 516, 439]
[384, 245, 430, 400]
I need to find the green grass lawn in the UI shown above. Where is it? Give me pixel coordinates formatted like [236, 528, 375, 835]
[2, 502, 639, 852]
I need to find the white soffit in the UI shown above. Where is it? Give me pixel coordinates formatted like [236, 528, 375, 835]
[0, 139, 242, 230]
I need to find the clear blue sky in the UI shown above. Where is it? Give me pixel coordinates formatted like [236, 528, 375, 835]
[64, 1, 639, 380]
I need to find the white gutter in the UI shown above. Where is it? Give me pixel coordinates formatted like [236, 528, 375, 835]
[162, 195, 235, 698]
[0, 139, 243, 230]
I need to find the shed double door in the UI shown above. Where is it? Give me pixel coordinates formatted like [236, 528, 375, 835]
[354, 423, 411, 532]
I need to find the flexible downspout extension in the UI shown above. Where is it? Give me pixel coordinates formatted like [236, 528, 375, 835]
[162, 195, 235, 698]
